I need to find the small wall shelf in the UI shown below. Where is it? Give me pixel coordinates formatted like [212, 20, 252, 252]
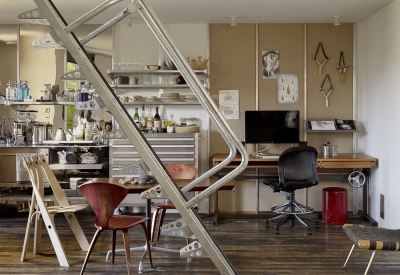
[306, 120, 360, 133]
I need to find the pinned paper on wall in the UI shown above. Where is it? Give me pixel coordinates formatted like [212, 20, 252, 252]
[219, 90, 239, 119]
[277, 74, 298, 104]
[262, 51, 280, 78]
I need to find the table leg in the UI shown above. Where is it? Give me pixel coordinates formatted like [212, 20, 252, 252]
[213, 191, 219, 225]
[146, 199, 151, 236]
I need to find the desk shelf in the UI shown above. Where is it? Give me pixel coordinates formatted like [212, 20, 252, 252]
[306, 120, 360, 133]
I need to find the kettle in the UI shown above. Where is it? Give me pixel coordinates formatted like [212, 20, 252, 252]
[55, 128, 66, 141]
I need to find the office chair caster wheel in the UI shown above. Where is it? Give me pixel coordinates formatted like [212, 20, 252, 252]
[265, 220, 269, 228]
[307, 230, 312, 235]
[274, 229, 280, 235]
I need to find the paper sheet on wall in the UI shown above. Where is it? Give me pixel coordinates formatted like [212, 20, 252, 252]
[219, 90, 239, 119]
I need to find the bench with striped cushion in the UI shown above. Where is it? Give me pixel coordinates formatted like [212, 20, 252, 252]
[343, 223, 400, 275]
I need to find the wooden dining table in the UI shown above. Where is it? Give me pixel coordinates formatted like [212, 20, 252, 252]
[85, 177, 236, 229]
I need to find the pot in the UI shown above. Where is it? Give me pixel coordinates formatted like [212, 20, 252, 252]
[32, 123, 45, 145]
[55, 128, 66, 141]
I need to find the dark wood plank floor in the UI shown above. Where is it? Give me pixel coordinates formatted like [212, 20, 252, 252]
[0, 206, 399, 275]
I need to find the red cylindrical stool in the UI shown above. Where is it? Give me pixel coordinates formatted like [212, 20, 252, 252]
[322, 187, 348, 224]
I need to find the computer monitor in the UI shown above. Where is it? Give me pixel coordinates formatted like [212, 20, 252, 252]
[245, 110, 300, 144]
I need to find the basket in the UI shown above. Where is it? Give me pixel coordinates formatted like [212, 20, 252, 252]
[174, 126, 200, 133]
[186, 55, 208, 70]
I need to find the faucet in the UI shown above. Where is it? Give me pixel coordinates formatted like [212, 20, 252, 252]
[1, 116, 15, 140]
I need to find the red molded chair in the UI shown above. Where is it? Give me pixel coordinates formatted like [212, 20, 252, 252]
[150, 164, 198, 243]
[78, 182, 153, 275]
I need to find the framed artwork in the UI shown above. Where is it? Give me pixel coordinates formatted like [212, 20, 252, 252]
[262, 51, 280, 78]
[277, 74, 298, 104]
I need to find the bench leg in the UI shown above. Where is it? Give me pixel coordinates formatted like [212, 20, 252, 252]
[343, 244, 355, 268]
[364, 250, 377, 275]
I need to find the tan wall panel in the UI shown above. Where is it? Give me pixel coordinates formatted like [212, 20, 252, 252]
[306, 23, 353, 153]
[258, 24, 304, 111]
[209, 23, 354, 213]
[209, 24, 256, 157]
[258, 23, 305, 154]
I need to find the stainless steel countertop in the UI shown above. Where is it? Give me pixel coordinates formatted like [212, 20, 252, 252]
[0, 144, 108, 148]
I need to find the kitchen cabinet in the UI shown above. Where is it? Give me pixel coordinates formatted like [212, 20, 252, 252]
[109, 132, 200, 177]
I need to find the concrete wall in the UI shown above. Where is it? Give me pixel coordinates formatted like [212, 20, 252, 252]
[356, 0, 400, 228]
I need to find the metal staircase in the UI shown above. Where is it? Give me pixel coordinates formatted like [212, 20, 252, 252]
[22, 0, 248, 273]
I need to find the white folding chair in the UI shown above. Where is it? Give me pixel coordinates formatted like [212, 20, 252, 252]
[21, 155, 89, 267]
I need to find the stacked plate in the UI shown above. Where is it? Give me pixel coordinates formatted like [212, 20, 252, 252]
[145, 96, 158, 102]
[183, 95, 198, 102]
[163, 93, 180, 102]
[129, 95, 142, 102]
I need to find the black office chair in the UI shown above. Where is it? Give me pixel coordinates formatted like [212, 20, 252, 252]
[263, 146, 319, 235]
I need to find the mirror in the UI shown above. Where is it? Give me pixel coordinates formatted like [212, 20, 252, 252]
[0, 23, 112, 137]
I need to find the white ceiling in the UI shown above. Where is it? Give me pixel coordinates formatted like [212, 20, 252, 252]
[0, 0, 394, 25]
[0, 0, 394, 45]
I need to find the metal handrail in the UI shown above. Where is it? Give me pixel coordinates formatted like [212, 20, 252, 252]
[136, 0, 248, 207]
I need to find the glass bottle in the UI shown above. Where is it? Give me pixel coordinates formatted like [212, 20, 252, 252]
[133, 108, 140, 128]
[80, 84, 89, 102]
[92, 123, 99, 140]
[16, 81, 23, 102]
[5, 80, 14, 101]
[85, 122, 93, 141]
[23, 81, 30, 100]
[139, 105, 147, 129]
[153, 106, 161, 128]
[161, 113, 167, 129]
[76, 120, 83, 140]
[146, 106, 154, 129]
[82, 120, 87, 140]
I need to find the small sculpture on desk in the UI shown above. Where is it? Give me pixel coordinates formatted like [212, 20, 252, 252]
[332, 145, 338, 156]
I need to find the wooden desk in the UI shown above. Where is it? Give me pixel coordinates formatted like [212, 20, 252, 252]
[212, 153, 378, 223]
[86, 177, 235, 227]
[212, 154, 378, 169]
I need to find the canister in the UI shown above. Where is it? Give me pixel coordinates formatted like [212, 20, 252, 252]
[45, 123, 55, 140]
[32, 123, 45, 144]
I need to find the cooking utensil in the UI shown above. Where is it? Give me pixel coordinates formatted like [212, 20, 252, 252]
[55, 128, 66, 141]
[45, 123, 55, 140]
[32, 123, 45, 145]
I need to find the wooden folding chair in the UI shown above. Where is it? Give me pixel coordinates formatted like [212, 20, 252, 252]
[21, 155, 89, 267]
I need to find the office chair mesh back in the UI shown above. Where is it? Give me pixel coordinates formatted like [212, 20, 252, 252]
[279, 146, 319, 187]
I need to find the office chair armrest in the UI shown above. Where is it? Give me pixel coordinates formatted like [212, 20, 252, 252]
[312, 164, 319, 185]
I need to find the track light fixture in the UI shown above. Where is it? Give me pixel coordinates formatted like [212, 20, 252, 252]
[229, 16, 237, 27]
[333, 16, 341, 26]
[127, 17, 134, 27]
